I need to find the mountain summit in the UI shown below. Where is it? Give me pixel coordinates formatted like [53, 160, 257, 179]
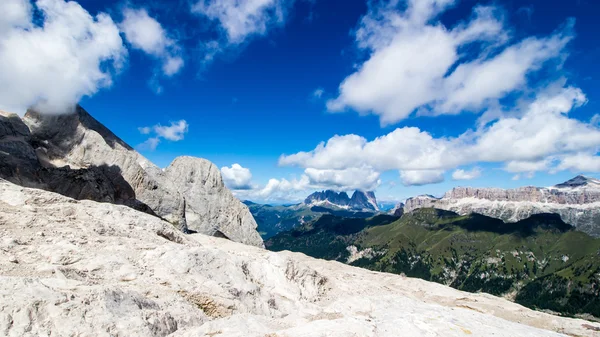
[554, 175, 600, 189]
[304, 190, 379, 211]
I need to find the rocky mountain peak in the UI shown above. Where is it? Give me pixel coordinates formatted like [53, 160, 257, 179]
[554, 175, 600, 189]
[304, 190, 351, 207]
[350, 190, 379, 211]
[304, 189, 380, 211]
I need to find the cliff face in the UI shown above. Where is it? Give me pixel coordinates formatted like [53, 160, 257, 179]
[165, 156, 262, 247]
[402, 177, 600, 237]
[1, 106, 263, 247]
[0, 178, 597, 337]
[304, 190, 351, 207]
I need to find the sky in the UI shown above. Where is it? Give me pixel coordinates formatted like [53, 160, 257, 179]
[1, 0, 600, 203]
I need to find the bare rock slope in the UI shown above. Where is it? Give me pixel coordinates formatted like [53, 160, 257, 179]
[8, 107, 262, 247]
[1, 179, 599, 336]
[403, 176, 600, 237]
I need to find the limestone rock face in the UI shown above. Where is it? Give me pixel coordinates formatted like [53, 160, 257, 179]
[17, 107, 263, 246]
[165, 156, 263, 248]
[0, 179, 598, 337]
[401, 176, 600, 237]
[0, 110, 150, 212]
[22, 107, 186, 228]
[304, 190, 380, 212]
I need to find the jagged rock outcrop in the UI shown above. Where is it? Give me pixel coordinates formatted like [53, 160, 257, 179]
[350, 190, 379, 211]
[401, 176, 600, 237]
[390, 202, 405, 217]
[1, 106, 263, 247]
[305, 190, 351, 207]
[1, 179, 598, 336]
[0, 110, 151, 212]
[22, 107, 186, 228]
[165, 157, 263, 247]
[304, 190, 380, 211]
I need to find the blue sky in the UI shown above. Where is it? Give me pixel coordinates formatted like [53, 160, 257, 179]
[2, 0, 600, 203]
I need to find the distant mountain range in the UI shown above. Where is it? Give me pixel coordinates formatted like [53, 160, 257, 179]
[395, 175, 600, 237]
[304, 190, 380, 212]
[245, 189, 382, 239]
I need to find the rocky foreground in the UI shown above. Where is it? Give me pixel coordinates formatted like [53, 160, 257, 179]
[1, 179, 600, 337]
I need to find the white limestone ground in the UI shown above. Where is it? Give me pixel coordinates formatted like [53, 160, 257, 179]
[1, 179, 599, 337]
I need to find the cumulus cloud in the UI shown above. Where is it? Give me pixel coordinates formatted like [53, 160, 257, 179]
[326, 0, 573, 125]
[153, 120, 189, 141]
[120, 8, 184, 91]
[0, 0, 126, 115]
[193, 0, 292, 43]
[304, 167, 381, 191]
[232, 175, 310, 202]
[452, 167, 482, 181]
[192, 0, 295, 67]
[137, 120, 189, 150]
[232, 167, 381, 202]
[556, 153, 600, 172]
[281, 84, 600, 185]
[400, 170, 445, 186]
[221, 164, 254, 190]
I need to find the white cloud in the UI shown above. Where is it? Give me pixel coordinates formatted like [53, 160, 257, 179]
[312, 88, 324, 99]
[153, 120, 189, 141]
[192, 0, 292, 44]
[137, 120, 189, 150]
[591, 114, 600, 127]
[400, 170, 445, 186]
[138, 137, 161, 151]
[452, 167, 482, 180]
[120, 8, 184, 79]
[304, 167, 381, 191]
[192, 0, 295, 67]
[138, 126, 151, 134]
[0, 0, 126, 115]
[512, 172, 535, 181]
[162, 56, 185, 76]
[556, 153, 600, 172]
[0, 0, 31, 33]
[326, 0, 572, 125]
[281, 84, 600, 185]
[221, 164, 253, 190]
[504, 159, 551, 173]
[232, 167, 381, 202]
[233, 175, 310, 202]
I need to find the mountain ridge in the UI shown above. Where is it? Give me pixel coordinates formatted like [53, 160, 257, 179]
[400, 175, 600, 237]
[304, 189, 380, 212]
